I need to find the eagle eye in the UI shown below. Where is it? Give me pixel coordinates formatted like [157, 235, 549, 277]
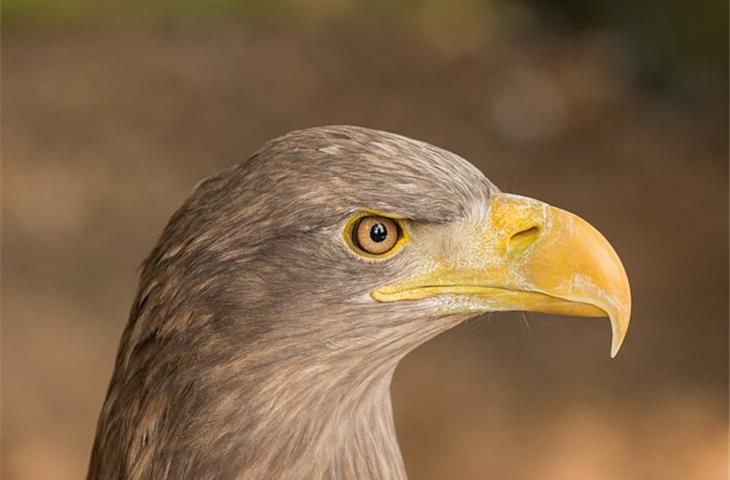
[344, 213, 407, 258]
[354, 216, 399, 254]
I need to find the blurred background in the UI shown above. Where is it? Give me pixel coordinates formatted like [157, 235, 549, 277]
[2, 1, 728, 479]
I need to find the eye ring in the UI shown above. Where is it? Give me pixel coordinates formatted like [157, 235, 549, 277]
[344, 212, 408, 259]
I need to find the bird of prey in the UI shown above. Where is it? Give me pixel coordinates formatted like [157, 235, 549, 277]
[87, 126, 630, 480]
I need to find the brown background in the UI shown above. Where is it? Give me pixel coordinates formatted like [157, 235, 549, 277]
[3, 2, 728, 479]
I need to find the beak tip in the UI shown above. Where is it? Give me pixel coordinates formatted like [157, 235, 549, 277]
[609, 314, 630, 358]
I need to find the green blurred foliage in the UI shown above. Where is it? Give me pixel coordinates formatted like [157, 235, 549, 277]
[2, 0, 727, 99]
[529, 0, 728, 94]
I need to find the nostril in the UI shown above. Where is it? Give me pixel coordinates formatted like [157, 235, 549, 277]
[508, 226, 542, 251]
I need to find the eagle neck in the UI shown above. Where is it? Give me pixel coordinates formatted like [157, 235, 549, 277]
[321, 371, 408, 480]
[242, 358, 408, 480]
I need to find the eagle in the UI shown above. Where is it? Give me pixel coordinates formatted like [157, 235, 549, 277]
[87, 126, 631, 480]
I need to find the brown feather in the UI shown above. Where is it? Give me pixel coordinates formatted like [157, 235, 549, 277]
[87, 126, 496, 480]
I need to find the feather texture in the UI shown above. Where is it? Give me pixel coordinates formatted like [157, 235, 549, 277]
[87, 126, 496, 479]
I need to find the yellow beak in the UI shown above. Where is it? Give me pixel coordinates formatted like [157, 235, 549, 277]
[372, 193, 631, 357]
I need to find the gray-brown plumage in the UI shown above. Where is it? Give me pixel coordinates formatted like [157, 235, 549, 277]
[88, 125, 631, 480]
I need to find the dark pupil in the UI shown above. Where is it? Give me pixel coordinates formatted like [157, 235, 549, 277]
[370, 223, 388, 242]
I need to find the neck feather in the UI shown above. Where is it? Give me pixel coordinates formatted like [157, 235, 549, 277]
[89, 332, 410, 480]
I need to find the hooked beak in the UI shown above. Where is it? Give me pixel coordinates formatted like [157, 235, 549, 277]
[372, 193, 631, 357]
